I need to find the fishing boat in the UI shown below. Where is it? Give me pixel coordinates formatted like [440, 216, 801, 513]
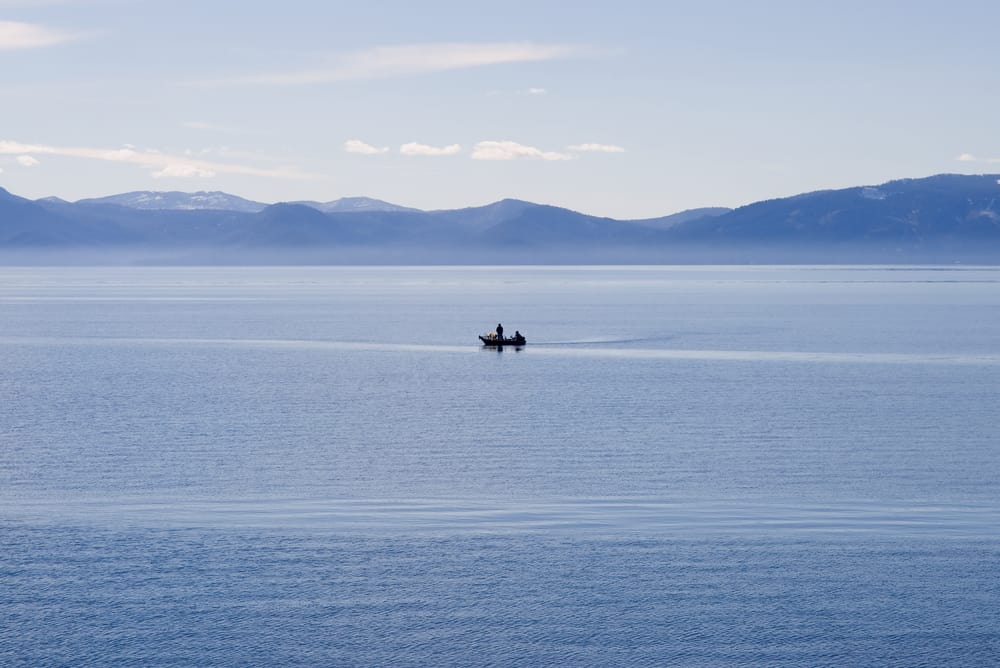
[479, 333, 526, 347]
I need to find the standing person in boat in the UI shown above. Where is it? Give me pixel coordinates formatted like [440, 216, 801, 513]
[496, 323, 504, 341]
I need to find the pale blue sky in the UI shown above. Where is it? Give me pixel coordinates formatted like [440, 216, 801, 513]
[2, 0, 998, 217]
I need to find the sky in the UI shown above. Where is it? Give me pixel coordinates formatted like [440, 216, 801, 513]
[1, 0, 999, 219]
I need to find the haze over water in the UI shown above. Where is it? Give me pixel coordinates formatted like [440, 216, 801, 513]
[2, 265, 999, 666]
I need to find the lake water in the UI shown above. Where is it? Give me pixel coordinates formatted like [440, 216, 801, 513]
[2, 265, 999, 666]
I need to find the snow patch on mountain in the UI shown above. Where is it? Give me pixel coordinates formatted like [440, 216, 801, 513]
[77, 191, 268, 212]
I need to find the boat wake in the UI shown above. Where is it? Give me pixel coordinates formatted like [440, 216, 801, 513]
[537, 337, 660, 346]
[3, 335, 998, 366]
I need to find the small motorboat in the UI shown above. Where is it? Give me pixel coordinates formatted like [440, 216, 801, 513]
[479, 333, 526, 347]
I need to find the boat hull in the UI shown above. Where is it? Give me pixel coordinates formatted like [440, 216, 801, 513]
[479, 335, 526, 347]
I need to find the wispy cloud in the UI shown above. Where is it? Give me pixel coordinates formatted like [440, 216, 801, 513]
[197, 42, 587, 86]
[0, 0, 96, 5]
[957, 153, 1000, 163]
[471, 140, 574, 161]
[0, 21, 79, 49]
[400, 142, 462, 157]
[0, 140, 321, 180]
[16, 154, 40, 167]
[344, 139, 389, 155]
[568, 143, 625, 153]
[486, 86, 549, 97]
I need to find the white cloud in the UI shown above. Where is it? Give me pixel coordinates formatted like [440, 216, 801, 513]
[16, 154, 40, 167]
[471, 140, 574, 161]
[527, 87, 547, 95]
[400, 142, 462, 157]
[344, 139, 389, 155]
[0, 21, 78, 49]
[197, 42, 587, 86]
[0, 139, 321, 180]
[568, 143, 625, 153]
[152, 163, 216, 179]
[957, 153, 1000, 163]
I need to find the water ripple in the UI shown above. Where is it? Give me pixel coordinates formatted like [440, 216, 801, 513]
[5, 497, 997, 536]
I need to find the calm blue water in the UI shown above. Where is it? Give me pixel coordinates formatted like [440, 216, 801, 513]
[2, 265, 999, 666]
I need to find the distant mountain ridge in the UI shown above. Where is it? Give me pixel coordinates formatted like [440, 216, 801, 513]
[291, 196, 422, 214]
[673, 174, 1000, 246]
[2, 174, 999, 263]
[629, 207, 734, 230]
[75, 191, 421, 215]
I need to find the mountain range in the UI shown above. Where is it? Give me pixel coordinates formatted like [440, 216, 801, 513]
[2, 174, 999, 263]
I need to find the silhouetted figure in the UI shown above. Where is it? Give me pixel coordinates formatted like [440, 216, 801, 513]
[496, 323, 504, 340]
[514, 330, 522, 341]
